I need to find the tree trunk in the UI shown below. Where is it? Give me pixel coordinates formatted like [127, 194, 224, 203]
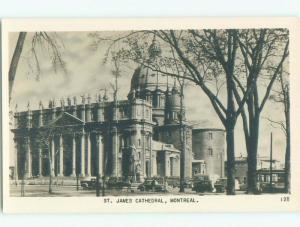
[247, 148, 258, 194]
[9, 32, 27, 101]
[225, 66, 236, 195]
[247, 152, 258, 194]
[179, 85, 185, 193]
[48, 150, 55, 194]
[284, 91, 290, 193]
[285, 127, 290, 194]
[226, 122, 236, 195]
[247, 115, 259, 194]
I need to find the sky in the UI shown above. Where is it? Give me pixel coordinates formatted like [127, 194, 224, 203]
[8, 31, 287, 165]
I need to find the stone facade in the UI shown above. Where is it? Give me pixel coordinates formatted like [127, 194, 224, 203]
[12, 65, 225, 182]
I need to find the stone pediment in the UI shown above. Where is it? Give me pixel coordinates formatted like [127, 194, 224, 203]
[48, 112, 84, 127]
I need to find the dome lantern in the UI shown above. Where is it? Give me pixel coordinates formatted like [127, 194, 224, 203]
[148, 35, 161, 60]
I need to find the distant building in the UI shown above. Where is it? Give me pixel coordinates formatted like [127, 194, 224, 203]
[257, 156, 283, 170]
[232, 156, 248, 185]
[192, 160, 206, 176]
[11, 66, 225, 182]
[225, 155, 284, 185]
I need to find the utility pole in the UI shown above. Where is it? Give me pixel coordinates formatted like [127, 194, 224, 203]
[96, 174, 100, 197]
[179, 79, 185, 193]
[76, 174, 79, 191]
[112, 57, 120, 178]
[115, 67, 118, 178]
[102, 176, 106, 196]
[96, 134, 101, 197]
[269, 132, 273, 192]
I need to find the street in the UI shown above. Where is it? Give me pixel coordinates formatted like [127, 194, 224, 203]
[9, 184, 248, 197]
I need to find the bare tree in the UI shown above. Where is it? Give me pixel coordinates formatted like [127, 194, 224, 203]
[9, 32, 66, 102]
[9, 32, 27, 100]
[234, 29, 289, 193]
[268, 66, 290, 193]
[91, 30, 258, 195]
[177, 76, 187, 193]
[37, 126, 55, 194]
[9, 32, 67, 193]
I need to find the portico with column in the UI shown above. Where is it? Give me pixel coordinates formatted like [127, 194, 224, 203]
[86, 132, 91, 176]
[96, 132, 104, 176]
[71, 133, 76, 177]
[12, 86, 164, 182]
[25, 136, 32, 179]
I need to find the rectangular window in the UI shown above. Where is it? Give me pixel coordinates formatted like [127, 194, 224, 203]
[208, 132, 213, 140]
[208, 148, 213, 156]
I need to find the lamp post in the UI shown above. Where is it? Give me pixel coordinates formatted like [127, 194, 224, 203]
[96, 174, 100, 197]
[102, 175, 106, 197]
[76, 174, 79, 191]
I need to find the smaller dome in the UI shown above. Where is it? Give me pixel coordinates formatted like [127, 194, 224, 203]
[170, 93, 181, 108]
[166, 87, 181, 109]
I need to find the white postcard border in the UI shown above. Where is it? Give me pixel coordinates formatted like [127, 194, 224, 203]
[2, 18, 300, 213]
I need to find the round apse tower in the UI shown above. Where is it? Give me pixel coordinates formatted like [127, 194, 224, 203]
[192, 128, 225, 179]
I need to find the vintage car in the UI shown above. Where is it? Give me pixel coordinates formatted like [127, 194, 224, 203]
[192, 174, 213, 193]
[214, 178, 227, 193]
[170, 179, 193, 189]
[80, 177, 97, 190]
[106, 177, 131, 189]
[137, 179, 167, 192]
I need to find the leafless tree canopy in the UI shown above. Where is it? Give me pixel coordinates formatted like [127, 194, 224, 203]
[89, 28, 289, 194]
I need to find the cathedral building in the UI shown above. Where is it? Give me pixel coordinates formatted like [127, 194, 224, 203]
[11, 66, 225, 182]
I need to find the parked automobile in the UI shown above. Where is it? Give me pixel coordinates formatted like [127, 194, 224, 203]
[80, 177, 97, 190]
[106, 177, 131, 189]
[183, 179, 194, 189]
[138, 179, 167, 192]
[171, 179, 193, 188]
[192, 174, 213, 193]
[214, 178, 227, 193]
[259, 182, 285, 193]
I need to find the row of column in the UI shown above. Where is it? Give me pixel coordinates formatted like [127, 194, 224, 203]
[19, 132, 104, 179]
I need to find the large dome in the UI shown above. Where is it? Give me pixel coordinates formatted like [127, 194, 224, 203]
[130, 66, 169, 92]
